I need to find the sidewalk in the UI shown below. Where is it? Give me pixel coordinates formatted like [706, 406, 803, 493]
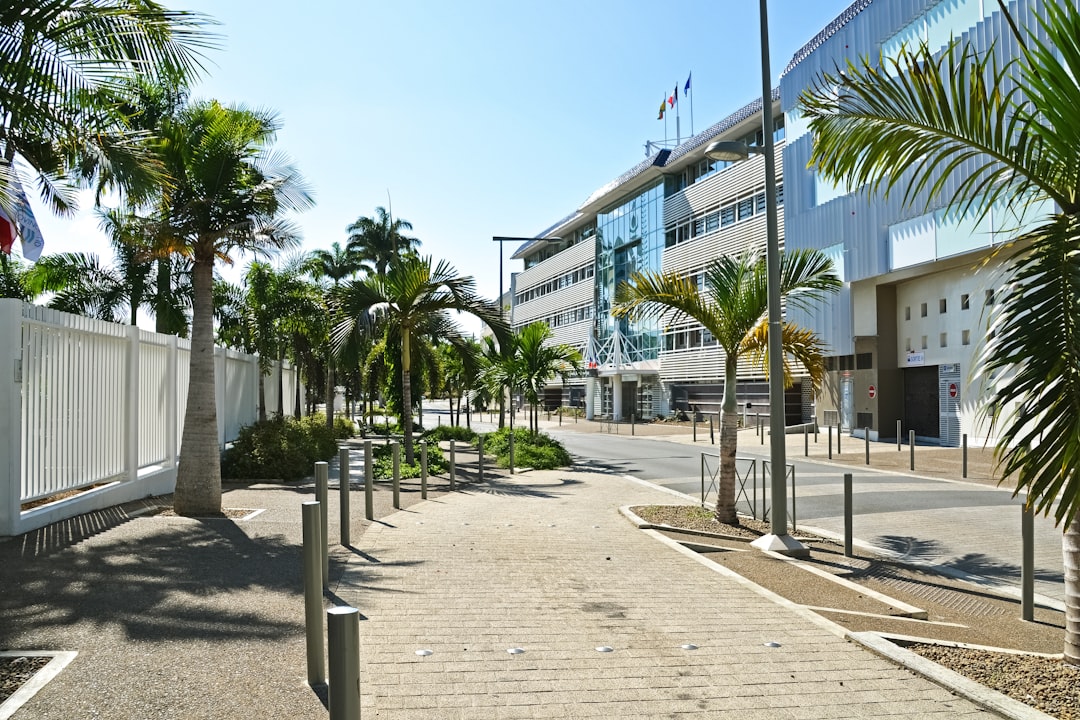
[336, 467, 992, 719]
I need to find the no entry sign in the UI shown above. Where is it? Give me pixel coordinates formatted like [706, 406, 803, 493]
[868, 385, 876, 399]
[949, 383, 958, 398]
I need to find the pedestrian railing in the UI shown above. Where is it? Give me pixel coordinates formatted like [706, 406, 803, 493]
[700, 452, 796, 529]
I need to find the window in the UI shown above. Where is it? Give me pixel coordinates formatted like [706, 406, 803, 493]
[755, 192, 767, 214]
[905, 338, 912, 352]
[776, 183, 784, 207]
[705, 212, 719, 232]
[939, 298, 947, 314]
[985, 289, 995, 306]
[940, 332, 948, 347]
[738, 197, 755, 220]
[962, 330, 971, 345]
[856, 352, 873, 370]
[904, 306, 911, 321]
[961, 293, 970, 310]
[920, 303, 928, 317]
[921, 335, 928, 349]
[721, 205, 736, 227]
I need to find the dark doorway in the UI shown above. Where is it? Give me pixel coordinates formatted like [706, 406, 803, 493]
[621, 380, 638, 421]
[904, 366, 939, 439]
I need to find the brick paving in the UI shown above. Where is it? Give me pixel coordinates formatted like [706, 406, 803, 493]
[335, 467, 993, 718]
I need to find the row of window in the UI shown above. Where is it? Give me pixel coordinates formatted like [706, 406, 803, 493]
[665, 118, 786, 195]
[907, 331, 972, 351]
[904, 290, 993, 320]
[522, 225, 596, 270]
[662, 326, 715, 352]
[522, 303, 594, 330]
[515, 263, 595, 305]
[665, 184, 784, 249]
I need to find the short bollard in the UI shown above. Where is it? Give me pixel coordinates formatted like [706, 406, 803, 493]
[962, 433, 968, 478]
[509, 431, 515, 475]
[420, 443, 429, 499]
[836, 424, 841, 454]
[477, 435, 485, 482]
[843, 473, 853, 558]
[338, 447, 350, 547]
[828, 425, 833, 459]
[864, 428, 870, 465]
[814, 419, 818, 443]
[315, 462, 329, 588]
[897, 420, 902, 451]
[631, 413, 635, 436]
[760, 416, 764, 445]
[909, 430, 915, 471]
[449, 440, 457, 491]
[804, 425, 808, 456]
[327, 606, 361, 720]
[1022, 503, 1034, 622]
[391, 442, 400, 509]
[363, 441, 373, 521]
[559, 408, 562, 426]
[692, 416, 697, 442]
[301, 502, 325, 687]
[710, 417, 715, 445]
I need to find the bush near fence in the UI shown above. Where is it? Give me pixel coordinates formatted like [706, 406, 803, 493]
[222, 414, 345, 482]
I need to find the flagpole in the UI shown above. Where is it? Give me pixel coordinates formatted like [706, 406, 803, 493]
[690, 82, 694, 136]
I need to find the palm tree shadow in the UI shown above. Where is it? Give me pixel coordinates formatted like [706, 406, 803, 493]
[873, 534, 1064, 584]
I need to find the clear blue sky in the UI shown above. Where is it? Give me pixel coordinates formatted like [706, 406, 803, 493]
[30, 0, 853, 332]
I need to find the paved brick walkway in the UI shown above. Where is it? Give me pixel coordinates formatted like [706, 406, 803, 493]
[335, 468, 992, 719]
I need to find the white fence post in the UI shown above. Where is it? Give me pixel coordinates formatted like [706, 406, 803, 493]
[0, 300, 23, 536]
[126, 325, 140, 483]
[166, 335, 178, 468]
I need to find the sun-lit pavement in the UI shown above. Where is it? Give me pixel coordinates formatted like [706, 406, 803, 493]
[334, 464, 993, 719]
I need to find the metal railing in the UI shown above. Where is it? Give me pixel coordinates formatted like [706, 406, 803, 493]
[700, 452, 796, 529]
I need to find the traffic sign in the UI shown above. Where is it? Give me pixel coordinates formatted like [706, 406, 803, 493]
[949, 383, 958, 398]
[868, 385, 876, 399]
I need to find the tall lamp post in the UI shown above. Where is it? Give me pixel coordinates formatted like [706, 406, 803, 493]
[705, 0, 806, 557]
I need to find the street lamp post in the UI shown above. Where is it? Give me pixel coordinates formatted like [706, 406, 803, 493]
[705, 0, 806, 557]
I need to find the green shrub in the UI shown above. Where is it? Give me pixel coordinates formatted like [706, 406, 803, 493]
[334, 414, 357, 438]
[423, 425, 478, 444]
[370, 442, 448, 479]
[482, 428, 571, 470]
[222, 415, 340, 482]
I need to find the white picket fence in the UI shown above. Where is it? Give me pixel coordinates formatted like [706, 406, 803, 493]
[0, 298, 304, 536]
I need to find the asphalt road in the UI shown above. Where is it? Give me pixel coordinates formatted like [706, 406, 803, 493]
[546, 428, 1067, 605]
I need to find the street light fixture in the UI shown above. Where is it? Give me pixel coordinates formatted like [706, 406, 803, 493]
[706, 0, 807, 557]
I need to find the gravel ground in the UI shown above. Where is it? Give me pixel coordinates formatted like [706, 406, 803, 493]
[0, 656, 49, 704]
[631, 504, 1079, 720]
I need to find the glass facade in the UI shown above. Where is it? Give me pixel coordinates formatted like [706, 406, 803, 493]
[594, 182, 664, 360]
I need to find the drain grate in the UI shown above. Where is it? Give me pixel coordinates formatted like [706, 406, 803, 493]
[861, 567, 1008, 616]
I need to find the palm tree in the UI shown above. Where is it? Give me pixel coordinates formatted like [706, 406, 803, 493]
[514, 322, 581, 433]
[0, 254, 32, 301]
[306, 241, 364, 427]
[155, 99, 313, 516]
[614, 250, 839, 524]
[0, 1, 214, 214]
[334, 255, 507, 464]
[797, 0, 1080, 665]
[346, 206, 420, 276]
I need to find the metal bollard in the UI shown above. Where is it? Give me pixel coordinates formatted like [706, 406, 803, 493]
[843, 473, 853, 558]
[814, 419, 818, 444]
[760, 416, 764, 445]
[301, 502, 325, 686]
[909, 430, 915, 471]
[315, 462, 329, 588]
[327, 606, 361, 720]
[338, 447, 350, 547]
[836, 424, 841, 454]
[449, 440, 457, 491]
[1021, 503, 1034, 621]
[392, 442, 400, 509]
[478, 435, 485, 482]
[420, 443, 428, 499]
[962, 433, 968, 478]
[710, 417, 715, 445]
[559, 408, 562, 426]
[363, 441, 373, 521]
[631, 413, 635, 436]
[864, 428, 870, 465]
[897, 420, 902, 451]
[692, 416, 697, 442]
[804, 425, 808, 456]
[828, 425, 833, 459]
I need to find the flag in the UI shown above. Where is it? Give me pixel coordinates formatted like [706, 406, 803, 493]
[674, 84, 679, 104]
[685, 72, 691, 95]
[668, 93, 675, 108]
[658, 100, 666, 119]
[7, 179, 44, 261]
[0, 209, 14, 255]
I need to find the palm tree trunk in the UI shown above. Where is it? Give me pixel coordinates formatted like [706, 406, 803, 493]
[276, 348, 285, 417]
[715, 354, 740, 524]
[174, 254, 221, 516]
[325, 356, 335, 429]
[1066, 515, 1079, 666]
[401, 331, 415, 464]
[257, 369, 266, 422]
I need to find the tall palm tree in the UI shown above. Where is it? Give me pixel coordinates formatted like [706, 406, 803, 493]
[797, 0, 1080, 664]
[514, 322, 581, 433]
[306, 241, 364, 427]
[346, 206, 420, 276]
[155, 99, 313, 516]
[334, 255, 506, 464]
[614, 250, 839, 524]
[0, 1, 214, 215]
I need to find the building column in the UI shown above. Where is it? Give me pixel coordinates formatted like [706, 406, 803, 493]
[612, 374, 623, 421]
